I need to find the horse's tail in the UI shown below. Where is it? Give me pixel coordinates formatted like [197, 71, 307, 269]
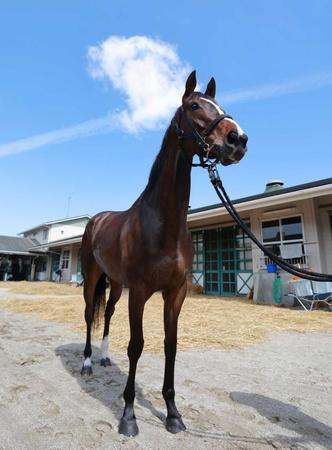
[92, 273, 107, 329]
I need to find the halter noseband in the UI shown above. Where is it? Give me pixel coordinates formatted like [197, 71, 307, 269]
[171, 106, 232, 167]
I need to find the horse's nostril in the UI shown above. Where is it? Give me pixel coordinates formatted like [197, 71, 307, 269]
[239, 133, 248, 147]
[226, 130, 238, 146]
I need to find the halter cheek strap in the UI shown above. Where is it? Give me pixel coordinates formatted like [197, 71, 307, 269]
[171, 106, 232, 167]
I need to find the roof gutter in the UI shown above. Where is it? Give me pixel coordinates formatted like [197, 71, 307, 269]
[0, 250, 42, 256]
[188, 183, 332, 223]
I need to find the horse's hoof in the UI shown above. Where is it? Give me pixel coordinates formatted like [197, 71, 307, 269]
[81, 365, 93, 376]
[100, 357, 111, 367]
[118, 417, 139, 437]
[165, 416, 186, 434]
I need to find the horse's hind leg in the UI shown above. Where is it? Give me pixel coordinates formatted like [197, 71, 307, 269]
[81, 263, 103, 376]
[100, 279, 122, 367]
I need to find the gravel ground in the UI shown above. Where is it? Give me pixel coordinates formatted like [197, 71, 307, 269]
[0, 310, 331, 450]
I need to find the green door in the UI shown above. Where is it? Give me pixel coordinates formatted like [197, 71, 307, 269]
[50, 253, 60, 281]
[204, 226, 253, 296]
[219, 227, 237, 295]
[204, 229, 220, 294]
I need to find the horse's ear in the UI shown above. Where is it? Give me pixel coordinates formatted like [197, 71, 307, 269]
[183, 70, 197, 100]
[204, 77, 216, 98]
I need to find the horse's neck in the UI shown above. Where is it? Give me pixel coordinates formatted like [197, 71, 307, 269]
[142, 126, 192, 235]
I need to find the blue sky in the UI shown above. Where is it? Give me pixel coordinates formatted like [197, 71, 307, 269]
[1, 0, 332, 235]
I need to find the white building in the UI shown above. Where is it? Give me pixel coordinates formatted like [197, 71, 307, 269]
[20, 215, 90, 282]
[188, 177, 332, 296]
[1, 177, 332, 297]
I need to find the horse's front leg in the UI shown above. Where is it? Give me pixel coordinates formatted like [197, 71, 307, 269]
[118, 286, 150, 437]
[162, 280, 187, 433]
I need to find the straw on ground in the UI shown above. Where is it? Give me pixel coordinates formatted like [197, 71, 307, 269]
[0, 282, 331, 353]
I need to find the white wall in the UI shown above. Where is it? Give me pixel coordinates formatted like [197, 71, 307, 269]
[315, 194, 332, 273]
[48, 219, 87, 243]
[249, 198, 322, 273]
[70, 245, 82, 281]
[25, 227, 49, 244]
[24, 218, 88, 245]
[299, 198, 321, 272]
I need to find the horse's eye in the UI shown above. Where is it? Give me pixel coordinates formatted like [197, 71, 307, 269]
[190, 102, 199, 111]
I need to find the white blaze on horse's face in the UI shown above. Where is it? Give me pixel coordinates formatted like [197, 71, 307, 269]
[201, 98, 245, 137]
[200, 96, 248, 165]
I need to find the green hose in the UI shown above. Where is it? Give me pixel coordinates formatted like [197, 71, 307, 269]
[272, 275, 283, 304]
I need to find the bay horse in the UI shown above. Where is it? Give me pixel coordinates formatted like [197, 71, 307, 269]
[80, 71, 248, 436]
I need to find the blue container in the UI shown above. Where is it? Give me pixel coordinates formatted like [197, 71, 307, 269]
[267, 263, 277, 273]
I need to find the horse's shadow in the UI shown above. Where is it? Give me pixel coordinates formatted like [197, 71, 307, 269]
[55, 344, 332, 447]
[230, 392, 332, 448]
[55, 343, 166, 428]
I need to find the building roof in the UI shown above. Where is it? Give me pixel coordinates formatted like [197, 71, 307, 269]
[188, 177, 332, 215]
[20, 214, 91, 235]
[30, 234, 84, 250]
[0, 235, 40, 255]
[4, 177, 332, 252]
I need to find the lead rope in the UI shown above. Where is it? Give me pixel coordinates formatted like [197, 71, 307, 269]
[206, 164, 332, 282]
[172, 106, 332, 281]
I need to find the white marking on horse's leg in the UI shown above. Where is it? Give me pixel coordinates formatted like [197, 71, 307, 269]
[101, 336, 109, 360]
[83, 357, 92, 367]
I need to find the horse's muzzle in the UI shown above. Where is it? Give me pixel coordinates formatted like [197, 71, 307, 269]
[210, 144, 247, 166]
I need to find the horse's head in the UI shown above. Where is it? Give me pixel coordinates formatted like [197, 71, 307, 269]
[175, 71, 248, 166]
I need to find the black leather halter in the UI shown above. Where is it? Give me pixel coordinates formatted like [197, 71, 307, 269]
[171, 106, 232, 167]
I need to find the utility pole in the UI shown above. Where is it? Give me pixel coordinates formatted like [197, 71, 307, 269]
[66, 193, 73, 218]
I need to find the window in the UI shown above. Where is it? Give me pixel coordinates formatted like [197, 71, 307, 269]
[192, 231, 204, 272]
[281, 217, 303, 241]
[261, 216, 305, 264]
[235, 225, 253, 271]
[42, 229, 48, 241]
[61, 250, 70, 269]
[262, 220, 280, 243]
[262, 216, 303, 244]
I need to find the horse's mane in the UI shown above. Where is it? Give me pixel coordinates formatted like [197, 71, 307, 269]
[144, 131, 170, 194]
[143, 107, 185, 197]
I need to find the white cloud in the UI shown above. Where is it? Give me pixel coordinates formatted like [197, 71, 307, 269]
[87, 35, 191, 132]
[1, 32, 332, 158]
[221, 71, 332, 105]
[0, 114, 117, 157]
[0, 35, 190, 157]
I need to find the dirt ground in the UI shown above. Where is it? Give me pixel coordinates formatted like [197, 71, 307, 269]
[0, 283, 331, 449]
